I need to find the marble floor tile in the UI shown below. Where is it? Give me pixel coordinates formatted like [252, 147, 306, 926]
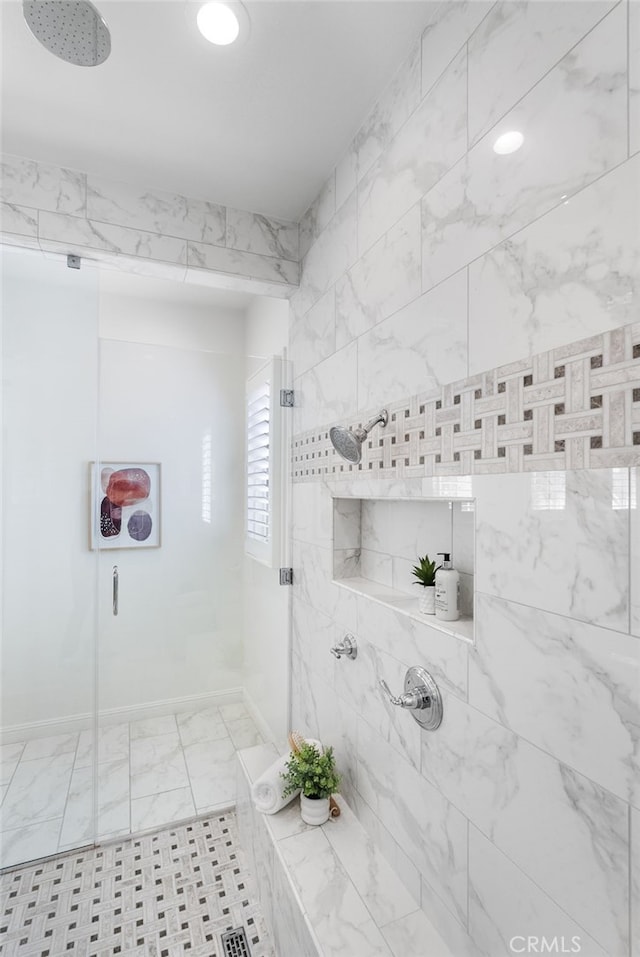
[21, 733, 78, 762]
[130, 786, 196, 832]
[0, 818, 62, 869]
[1, 752, 75, 831]
[129, 713, 178, 740]
[130, 731, 190, 799]
[176, 707, 227, 746]
[0, 742, 25, 785]
[225, 716, 264, 750]
[2, 702, 251, 867]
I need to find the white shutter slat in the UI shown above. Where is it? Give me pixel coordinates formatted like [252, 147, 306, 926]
[246, 380, 271, 545]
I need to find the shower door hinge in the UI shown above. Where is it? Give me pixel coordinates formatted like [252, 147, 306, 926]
[279, 389, 294, 407]
[67, 254, 81, 269]
[279, 567, 293, 586]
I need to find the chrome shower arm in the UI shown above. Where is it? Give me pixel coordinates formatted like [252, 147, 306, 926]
[361, 409, 388, 436]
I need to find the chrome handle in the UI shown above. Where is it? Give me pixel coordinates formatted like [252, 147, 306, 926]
[330, 634, 357, 660]
[112, 565, 119, 616]
[379, 666, 443, 731]
[379, 679, 422, 710]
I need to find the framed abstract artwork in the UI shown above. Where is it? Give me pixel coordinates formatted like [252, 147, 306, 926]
[90, 462, 161, 549]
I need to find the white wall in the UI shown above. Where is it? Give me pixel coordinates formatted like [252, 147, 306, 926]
[243, 296, 290, 745]
[98, 273, 247, 712]
[1, 248, 99, 728]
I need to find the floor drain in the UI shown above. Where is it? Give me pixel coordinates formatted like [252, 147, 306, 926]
[221, 926, 252, 957]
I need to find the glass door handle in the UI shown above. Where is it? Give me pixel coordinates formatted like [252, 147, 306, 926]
[112, 565, 119, 616]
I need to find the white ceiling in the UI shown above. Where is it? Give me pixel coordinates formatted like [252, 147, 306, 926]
[1, 0, 439, 221]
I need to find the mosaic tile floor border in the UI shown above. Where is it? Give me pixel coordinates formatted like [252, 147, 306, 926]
[0, 812, 273, 957]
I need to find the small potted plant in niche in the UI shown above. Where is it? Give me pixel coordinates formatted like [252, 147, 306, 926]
[412, 554, 441, 615]
[281, 742, 341, 825]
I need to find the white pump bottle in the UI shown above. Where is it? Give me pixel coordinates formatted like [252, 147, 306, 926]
[435, 552, 460, 621]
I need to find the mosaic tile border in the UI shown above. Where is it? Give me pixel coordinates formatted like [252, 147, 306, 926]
[293, 322, 640, 481]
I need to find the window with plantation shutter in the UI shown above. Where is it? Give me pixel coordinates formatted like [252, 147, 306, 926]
[245, 358, 282, 566]
[247, 381, 271, 544]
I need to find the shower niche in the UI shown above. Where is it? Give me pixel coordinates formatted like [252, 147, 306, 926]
[332, 496, 475, 643]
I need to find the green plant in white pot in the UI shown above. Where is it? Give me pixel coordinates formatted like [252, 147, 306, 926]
[412, 554, 441, 615]
[281, 742, 341, 825]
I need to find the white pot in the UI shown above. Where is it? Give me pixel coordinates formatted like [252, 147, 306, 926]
[418, 585, 436, 614]
[300, 793, 330, 826]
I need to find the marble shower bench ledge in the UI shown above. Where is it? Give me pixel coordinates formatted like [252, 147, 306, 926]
[333, 575, 474, 644]
[236, 743, 454, 957]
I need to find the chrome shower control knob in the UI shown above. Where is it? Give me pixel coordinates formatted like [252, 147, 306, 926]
[329, 634, 358, 660]
[379, 666, 443, 731]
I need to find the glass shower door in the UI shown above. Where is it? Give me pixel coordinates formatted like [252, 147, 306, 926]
[0, 247, 100, 868]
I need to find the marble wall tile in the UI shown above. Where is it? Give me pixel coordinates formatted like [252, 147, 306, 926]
[357, 270, 468, 411]
[468, 826, 607, 957]
[292, 482, 334, 547]
[226, 208, 298, 261]
[632, 805, 640, 955]
[359, 48, 467, 255]
[333, 634, 423, 772]
[349, 788, 422, 903]
[356, 593, 468, 700]
[349, 40, 422, 188]
[292, 539, 358, 633]
[298, 191, 357, 316]
[335, 204, 421, 349]
[468, 1, 616, 145]
[322, 799, 418, 928]
[422, 4, 628, 292]
[381, 909, 455, 957]
[356, 718, 468, 924]
[474, 470, 629, 631]
[632, 467, 640, 636]
[188, 240, 298, 286]
[293, 341, 358, 435]
[362, 498, 453, 565]
[469, 155, 640, 374]
[361, 549, 393, 587]
[470, 593, 640, 806]
[277, 828, 394, 957]
[452, 501, 475, 575]
[631, 0, 640, 156]
[86, 175, 225, 245]
[1, 154, 86, 215]
[292, 597, 339, 688]
[38, 211, 188, 264]
[421, 1, 494, 96]
[299, 173, 336, 260]
[420, 693, 629, 955]
[290, 287, 336, 378]
[333, 496, 361, 550]
[1, 202, 38, 240]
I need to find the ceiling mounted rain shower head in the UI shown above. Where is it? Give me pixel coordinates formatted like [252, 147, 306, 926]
[23, 0, 111, 67]
[330, 410, 388, 464]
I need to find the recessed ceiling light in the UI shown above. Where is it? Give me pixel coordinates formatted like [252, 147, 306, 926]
[197, 2, 240, 45]
[493, 131, 524, 155]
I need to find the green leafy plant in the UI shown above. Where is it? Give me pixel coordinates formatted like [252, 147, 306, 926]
[281, 743, 341, 799]
[411, 554, 441, 588]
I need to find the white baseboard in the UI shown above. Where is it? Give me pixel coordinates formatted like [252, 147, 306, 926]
[0, 688, 244, 746]
[241, 689, 279, 749]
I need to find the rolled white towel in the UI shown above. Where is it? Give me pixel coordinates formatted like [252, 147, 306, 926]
[251, 738, 322, 815]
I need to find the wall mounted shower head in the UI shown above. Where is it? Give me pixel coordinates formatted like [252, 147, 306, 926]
[329, 410, 388, 464]
[23, 0, 111, 67]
